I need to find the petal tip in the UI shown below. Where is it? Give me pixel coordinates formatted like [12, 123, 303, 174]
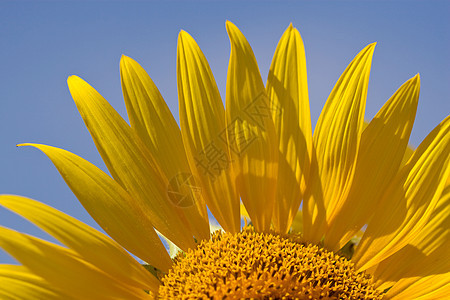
[67, 75, 78, 82]
[363, 42, 377, 55]
[16, 143, 45, 152]
[178, 30, 192, 45]
[225, 20, 238, 34]
[119, 55, 139, 72]
[362, 42, 376, 60]
[120, 54, 131, 64]
[67, 75, 84, 89]
[406, 73, 421, 88]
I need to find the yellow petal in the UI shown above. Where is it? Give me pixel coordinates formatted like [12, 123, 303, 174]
[353, 115, 450, 270]
[266, 24, 312, 233]
[67, 75, 196, 250]
[225, 21, 278, 232]
[0, 265, 72, 300]
[177, 30, 240, 233]
[0, 195, 160, 291]
[240, 203, 250, 220]
[0, 227, 152, 299]
[19, 143, 172, 272]
[303, 43, 375, 242]
[371, 177, 450, 290]
[120, 56, 209, 240]
[325, 74, 420, 249]
[408, 175, 450, 255]
[388, 272, 450, 300]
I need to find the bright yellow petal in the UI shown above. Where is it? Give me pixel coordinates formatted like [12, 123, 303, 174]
[0, 227, 152, 299]
[177, 30, 240, 233]
[303, 43, 375, 242]
[376, 241, 450, 293]
[240, 203, 250, 219]
[408, 175, 450, 255]
[67, 75, 196, 250]
[0, 195, 160, 291]
[120, 56, 209, 240]
[388, 272, 450, 300]
[325, 74, 420, 250]
[353, 115, 450, 271]
[371, 177, 450, 290]
[225, 21, 278, 232]
[19, 143, 172, 272]
[266, 24, 312, 233]
[0, 265, 71, 300]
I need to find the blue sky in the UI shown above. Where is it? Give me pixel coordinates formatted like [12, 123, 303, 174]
[1, 1, 449, 265]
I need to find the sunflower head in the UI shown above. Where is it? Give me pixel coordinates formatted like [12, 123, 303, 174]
[0, 21, 449, 300]
[159, 226, 383, 299]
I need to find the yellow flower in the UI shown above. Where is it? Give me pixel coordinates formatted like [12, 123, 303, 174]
[1, 21, 449, 299]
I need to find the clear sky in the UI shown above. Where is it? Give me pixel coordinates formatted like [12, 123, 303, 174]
[1, 1, 449, 265]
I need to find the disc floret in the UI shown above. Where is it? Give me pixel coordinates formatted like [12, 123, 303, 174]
[159, 227, 383, 299]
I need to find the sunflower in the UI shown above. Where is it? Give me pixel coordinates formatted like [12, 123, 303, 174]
[1, 21, 449, 299]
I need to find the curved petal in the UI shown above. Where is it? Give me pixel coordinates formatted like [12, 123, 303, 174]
[0, 227, 152, 299]
[0, 195, 161, 290]
[354, 115, 450, 271]
[67, 75, 195, 250]
[120, 56, 209, 240]
[303, 43, 375, 242]
[325, 74, 420, 249]
[225, 21, 278, 232]
[388, 272, 450, 300]
[266, 24, 312, 233]
[177, 30, 240, 233]
[0, 265, 72, 300]
[371, 177, 450, 290]
[19, 144, 171, 272]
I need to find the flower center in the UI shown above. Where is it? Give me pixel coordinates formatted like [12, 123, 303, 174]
[158, 227, 383, 299]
